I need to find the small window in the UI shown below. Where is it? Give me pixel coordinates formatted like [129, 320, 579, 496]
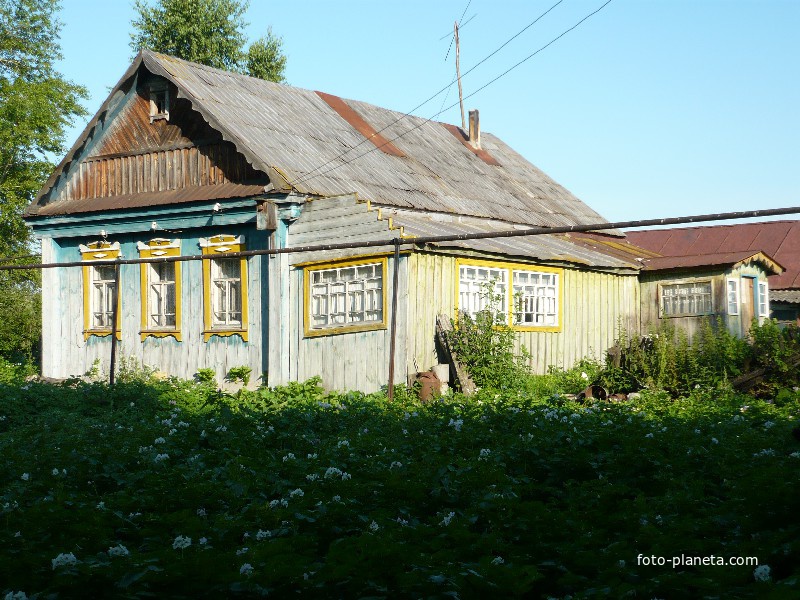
[91, 265, 117, 328]
[758, 281, 769, 317]
[305, 258, 387, 336]
[80, 241, 121, 340]
[211, 258, 243, 328]
[200, 235, 248, 341]
[138, 239, 181, 340]
[727, 278, 740, 315]
[661, 281, 713, 317]
[458, 264, 508, 322]
[512, 270, 558, 327]
[149, 84, 169, 122]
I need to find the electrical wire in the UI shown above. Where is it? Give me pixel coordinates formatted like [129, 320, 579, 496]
[0, 254, 40, 264]
[286, 0, 567, 189]
[289, 0, 611, 190]
[444, 0, 473, 60]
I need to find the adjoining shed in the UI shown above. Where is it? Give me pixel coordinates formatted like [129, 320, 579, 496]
[627, 222, 800, 328]
[24, 51, 643, 392]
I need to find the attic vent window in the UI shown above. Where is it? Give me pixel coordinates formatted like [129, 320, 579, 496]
[149, 85, 169, 122]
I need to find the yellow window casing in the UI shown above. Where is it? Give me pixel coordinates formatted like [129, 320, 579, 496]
[137, 239, 182, 341]
[200, 235, 248, 342]
[80, 241, 122, 341]
[303, 255, 389, 338]
[454, 258, 563, 332]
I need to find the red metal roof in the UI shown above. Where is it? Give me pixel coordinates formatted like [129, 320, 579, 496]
[626, 221, 800, 289]
[641, 251, 783, 274]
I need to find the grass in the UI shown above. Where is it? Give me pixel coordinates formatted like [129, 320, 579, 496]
[1, 376, 799, 598]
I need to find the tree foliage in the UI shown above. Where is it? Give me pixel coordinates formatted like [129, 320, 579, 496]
[0, 0, 87, 256]
[0, 0, 88, 361]
[130, 0, 287, 83]
[246, 27, 287, 83]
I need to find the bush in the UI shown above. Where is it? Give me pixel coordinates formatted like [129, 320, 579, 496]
[446, 284, 531, 391]
[600, 318, 799, 397]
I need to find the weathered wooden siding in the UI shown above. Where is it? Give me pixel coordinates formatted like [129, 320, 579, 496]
[518, 267, 640, 371]
[640, 264, 771, 339]
[42, 229, 267, 384]
[48, 75, 264, 205]
[61, 143, 258, 201]
[284, 258, 407, 392]
[267, 194, 407, 392]
[406, 253, 640, 375]
[287, 195, 401, 265]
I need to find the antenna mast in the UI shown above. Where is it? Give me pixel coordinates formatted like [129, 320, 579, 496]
[455, 20, 466, 130]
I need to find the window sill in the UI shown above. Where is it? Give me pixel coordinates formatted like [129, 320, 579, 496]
[84, 330, 121, 341]
[304, 322, 387, 338]
[513, 325, 561, 333]
[141, 330, 182, 342]
[203, 329, 248, 342]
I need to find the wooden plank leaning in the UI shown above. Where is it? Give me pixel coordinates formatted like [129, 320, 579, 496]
[435, 314, 476, 396]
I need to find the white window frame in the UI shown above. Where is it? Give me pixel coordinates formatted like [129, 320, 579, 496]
[458, 264, 509, 323]
[80, 241, 121, 339]
[660, 280, 714, 317]
[305, 258, 387, 336]
[137, 239, 181, 340]
[210, 258, 243, 328]
[456, 259, 562, 331]
[758, 280, 769, 318]
[726, 277, 740, 316]
[90, 264, 117, 329]
[512, 269, 559, 328]
[200, 235, 248, 341]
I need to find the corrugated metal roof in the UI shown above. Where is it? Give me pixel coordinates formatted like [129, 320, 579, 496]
[627, 221, 800, 289]
[385, 209, 639, 271]
[640, 251, 783, 274]
[27, 51, 618, 233]
[29, 182, 267, 216]
[771, 290, 800, 304]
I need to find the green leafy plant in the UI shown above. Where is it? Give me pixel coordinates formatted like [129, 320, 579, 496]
[0, 374, 798, 597]
[225, 365, 252, 386]
[447, 281, 531, 390]
[194, 368, 217, 386]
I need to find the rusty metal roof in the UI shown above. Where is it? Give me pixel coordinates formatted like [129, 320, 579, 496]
[28, 51, 618, 233]
[640, 251, 783, 274]
[28, 182, 268, 216]
[626, 221, 800, 289]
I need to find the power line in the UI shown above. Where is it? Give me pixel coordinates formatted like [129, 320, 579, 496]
[0, 254, 40, 265]
[440, 12, 477, 42]
[286, 0, 567, 190]
[2, 204, 799, 272]
[444, 0, 473, 60]
[289, 0, 610, 190]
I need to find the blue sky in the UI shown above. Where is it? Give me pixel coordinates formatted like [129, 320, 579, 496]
[55, 0, 799, 224]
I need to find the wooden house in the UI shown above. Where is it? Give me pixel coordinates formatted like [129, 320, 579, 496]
[24, 51, 643, 391]
[627, 224, 797, 331]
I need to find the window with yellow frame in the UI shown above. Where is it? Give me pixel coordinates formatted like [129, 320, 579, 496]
[200, 235, 248, 341]
[79, 240, 121, 340]
[456, 259, 563, 332]
[303, 256, 388, 337]
[137, 239, 181, 341]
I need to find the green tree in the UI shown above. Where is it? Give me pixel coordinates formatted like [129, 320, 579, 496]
[246, 27, 286, 83]
[0, 0, 88, 361]
[130, 0, 287, 83]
